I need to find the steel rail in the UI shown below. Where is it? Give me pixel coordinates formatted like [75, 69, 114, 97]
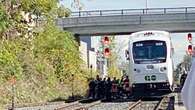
[154, 96, 170, 110]
[54, 101, 80, 110]
[74, 100, 101, 110]
[128, 100, 142, 110]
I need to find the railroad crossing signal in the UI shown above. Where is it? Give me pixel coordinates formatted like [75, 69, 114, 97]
[102, 36, 110, 45]
[188, 45, 193, 55]
[104, 47, 111, 58]
[187, 33, 193, 55]
[187, 33, 192, 42]
[102, 36, 111, 58]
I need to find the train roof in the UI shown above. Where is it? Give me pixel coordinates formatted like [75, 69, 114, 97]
[130, 30, 171, 41]
[131, 30, 170, 36]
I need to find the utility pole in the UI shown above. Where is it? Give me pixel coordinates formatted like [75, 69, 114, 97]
[97, 40, 104, 77]
[9, 75, 16, 110]
[103, 58, 108, 78]
[71, 74, 74, 100]
[146, 0, 148, 9]
[145, 0, 148, 14]
[90, 64, 93, 78]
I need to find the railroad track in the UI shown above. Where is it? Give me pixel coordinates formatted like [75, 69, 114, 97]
[55, 100, 101, 110]
[75, 100, 101, 110]
[13, 95, 175, 110]
[10, 101, 66, 110]
[55, 101, 80, 110]
[128, 95, 175, 110]
[154, 96, 175, 110]
[128, 99, 142, 110]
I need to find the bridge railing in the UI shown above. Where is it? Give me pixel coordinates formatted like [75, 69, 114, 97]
[70, 7, 195, 17]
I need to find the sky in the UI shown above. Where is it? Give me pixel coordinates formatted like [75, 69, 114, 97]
[62, 0, 195, 11]
[62, 0, 195, 67]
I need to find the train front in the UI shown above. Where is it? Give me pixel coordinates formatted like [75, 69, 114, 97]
[129, 31, 174, 95]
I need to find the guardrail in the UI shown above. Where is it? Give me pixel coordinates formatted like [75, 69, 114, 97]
[70, 7, 195, 17]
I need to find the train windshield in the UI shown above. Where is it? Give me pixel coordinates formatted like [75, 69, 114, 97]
[133, 40, 167, 64]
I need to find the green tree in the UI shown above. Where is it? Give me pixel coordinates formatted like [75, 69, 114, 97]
[107, 36, 122, 78]
[0, 6, 9, 34]
[57, 6, 71, 18]
[0, 0, 89, 109]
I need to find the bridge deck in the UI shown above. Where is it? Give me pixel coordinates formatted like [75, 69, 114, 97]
[56, 7, 195, 36]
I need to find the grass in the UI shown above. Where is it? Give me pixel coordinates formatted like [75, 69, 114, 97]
[0, 76, 88, 109]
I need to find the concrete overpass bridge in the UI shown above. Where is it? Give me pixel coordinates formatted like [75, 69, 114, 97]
[56, 7, 195, 37]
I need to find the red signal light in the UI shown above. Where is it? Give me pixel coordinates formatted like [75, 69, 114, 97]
[187, 33, 192, 42]
[104, 48, 110, 57]
[188, 45, 193, 55]
[102, 36, 110, 45]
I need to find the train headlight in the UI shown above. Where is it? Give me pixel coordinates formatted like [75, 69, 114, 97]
[166, 82, 170, 86]
[134, 68, 141, 73]
[160, 67, 167, 72]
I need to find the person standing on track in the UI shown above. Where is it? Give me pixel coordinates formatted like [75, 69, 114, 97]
[123, 76, 132, 98]
[118, 76, 125, 98]
[88, 78, 96, 99]
[100, 78, 106, 98]
[95, 75, 101, 99]
[105, 77, 112, 101]
[180, 72, 187, 89]
[111, 77, 118, 99]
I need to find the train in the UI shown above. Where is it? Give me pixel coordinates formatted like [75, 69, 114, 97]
[126, 30, 174, 95]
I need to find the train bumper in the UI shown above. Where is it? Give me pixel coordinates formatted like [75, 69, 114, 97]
[132, 82, 172, 96]
[132, 82, 171, 90]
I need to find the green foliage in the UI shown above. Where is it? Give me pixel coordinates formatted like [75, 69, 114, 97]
[33, 23, 82, 80]
[0, 0, 90, 109]
[108, 65, 121, 79]
[107, 36, 122, 79]
[0, 40, 23, 80]
[107, 53, 121, 79]
[0, 6, 9, 33]
[57, 6, 71, 18]
[183, 54, 192, 65]
[20, 0, 58, 13]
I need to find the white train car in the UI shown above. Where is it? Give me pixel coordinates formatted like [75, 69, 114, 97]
[127, 30, 174, 93]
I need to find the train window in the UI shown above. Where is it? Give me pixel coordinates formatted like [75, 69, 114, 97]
[133, 40, 167, 64]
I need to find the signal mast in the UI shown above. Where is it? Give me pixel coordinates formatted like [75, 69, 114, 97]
[187, 33, 193, 55]
[98, 36, 112, 77]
